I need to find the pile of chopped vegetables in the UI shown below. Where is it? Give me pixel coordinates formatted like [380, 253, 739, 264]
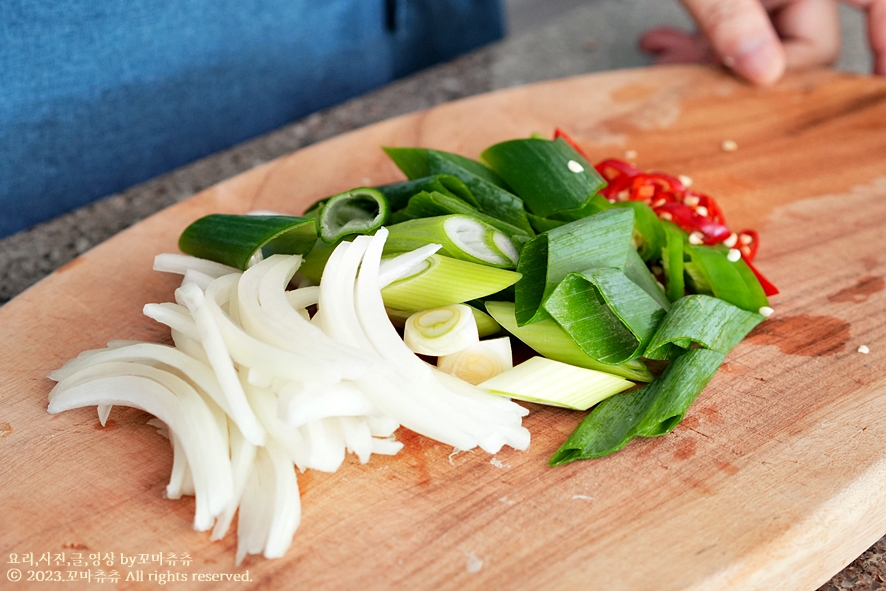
[48, 129, 775, 562]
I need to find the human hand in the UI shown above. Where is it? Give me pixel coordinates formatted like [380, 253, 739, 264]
[640, 0, 886, 85]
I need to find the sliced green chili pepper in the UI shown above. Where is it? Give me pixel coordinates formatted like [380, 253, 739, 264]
[317, 187, 389, 244]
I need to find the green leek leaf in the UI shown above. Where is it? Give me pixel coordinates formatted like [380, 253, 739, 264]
[612, 201, 666, 262]
[383, 147, 509, 189]
[548, 194, 614, 222]
[375, 174, 480, 211]
[178, 214, 317, 271]
[644, 294, 764, 361]
[549, 348, 725, 465]
[485, 301, 654, 382]
[527, 213, 566, 233]
[515, 208, 635, 325]
[624, 249, 671, 311]
[480, 138, 606, 217]
[420, 152, 534, 235]
[542, 268, 666, 364]
[392, 191, 531, 241]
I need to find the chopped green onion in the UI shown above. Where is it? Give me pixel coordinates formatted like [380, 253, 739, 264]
[391, 191, 531, 241]
[387, 304, 501, 337]
[410, 151, 534, 235]
[179, 215, 317, 271]
[526, 213, 566, 233]
[403, 304, 480, 356]
[381, 255, 521, 312]
[515, 208, 635, 325]
[437, 337, 512, 385]
[485, 301, 654, 382]
[376, 174, 480, 211]
[623, 249, 671, 311]
[317, 187, 389, 244]
[543, 267, 666, 364]
[479, 356, 634, 411]
[468, 305, 502, 337]
[383, 147, 510, 189]
[384, 215, 519, 269]
[549, 348, 725, 465]
[612, 201, 666, 262]
[643, 294, 764, 361]
[548, 194, 614, 222]
[480, 138, 606, 217]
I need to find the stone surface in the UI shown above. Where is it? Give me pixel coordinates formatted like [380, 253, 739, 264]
[1, 1, 882, 587]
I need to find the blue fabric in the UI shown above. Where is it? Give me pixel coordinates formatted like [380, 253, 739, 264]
[0, 0, 504, 237]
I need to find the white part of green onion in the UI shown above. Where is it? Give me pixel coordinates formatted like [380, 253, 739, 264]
[479, 356, 634, 411]
[404, 304, 480, 356]
[443, 216, 511, 267]
[493, 232, 519, 265]
[437, 337, 513, 385]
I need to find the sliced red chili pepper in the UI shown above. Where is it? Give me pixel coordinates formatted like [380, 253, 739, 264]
[599, 173, 634, 201]
[654, 202, 732, 243]
[553, 128, 591, 161]
[736, 229, 759, 262]
[685, 190, 728, 226]
[644, 172, 686, 195]
[743, 257, 779, 296]
[594, 158, 639, 182]
[627, 174, 683, 206]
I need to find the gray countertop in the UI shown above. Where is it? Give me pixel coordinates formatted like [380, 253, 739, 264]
[2, 1, 882, 588]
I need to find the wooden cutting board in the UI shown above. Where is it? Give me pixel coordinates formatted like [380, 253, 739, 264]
[2, 65, 886, 591]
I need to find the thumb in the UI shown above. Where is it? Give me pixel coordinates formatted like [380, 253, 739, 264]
[682, 0, 787, 84]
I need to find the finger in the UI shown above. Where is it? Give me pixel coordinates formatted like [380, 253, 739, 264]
[772, 0, 841, 69]
[639, 26, 697, 52]
[844, 0, 886, 75]
[683, 0, 787, 84]
[639, 28, 718, 63]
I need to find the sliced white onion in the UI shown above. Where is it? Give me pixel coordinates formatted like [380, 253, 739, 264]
[378, 244, 442, 288]
[153, 253, 238, 279]
[176, 281, 267, 446]
[49, 373, 232, 531]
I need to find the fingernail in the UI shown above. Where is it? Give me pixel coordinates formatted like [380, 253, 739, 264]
[727, 36, 784, 85]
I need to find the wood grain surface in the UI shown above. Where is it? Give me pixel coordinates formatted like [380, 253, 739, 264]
[2, 65, 886, 591]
